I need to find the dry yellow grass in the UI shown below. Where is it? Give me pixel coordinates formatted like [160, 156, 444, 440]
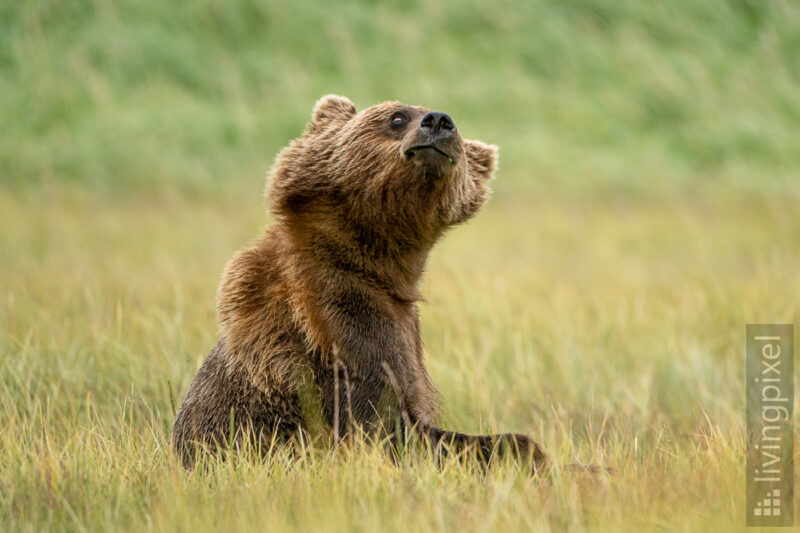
[2, 184, 798, 531]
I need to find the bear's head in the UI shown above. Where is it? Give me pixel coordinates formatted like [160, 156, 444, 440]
[268, 95, 498, 256]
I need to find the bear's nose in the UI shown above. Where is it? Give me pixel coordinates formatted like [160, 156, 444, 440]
[420, 111, 455, 139]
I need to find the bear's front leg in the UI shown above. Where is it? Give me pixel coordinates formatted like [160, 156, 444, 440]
[307, 286, 548, 473]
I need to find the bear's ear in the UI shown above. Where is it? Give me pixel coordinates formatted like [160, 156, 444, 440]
[309, 94, 357, 132]
[464, 139, 498, 182]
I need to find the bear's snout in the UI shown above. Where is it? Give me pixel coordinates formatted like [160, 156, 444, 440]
[402, 111, 460, 174]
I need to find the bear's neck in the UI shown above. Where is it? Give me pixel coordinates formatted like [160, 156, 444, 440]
[279, 218, 435, 304]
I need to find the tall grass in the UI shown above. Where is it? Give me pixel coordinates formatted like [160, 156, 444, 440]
[2, 187, 799, 531]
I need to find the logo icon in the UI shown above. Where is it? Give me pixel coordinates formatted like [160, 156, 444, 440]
[753, 489, 781, 517]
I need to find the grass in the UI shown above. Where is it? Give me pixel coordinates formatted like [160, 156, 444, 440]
[2, 185, 799, 531]
[2, 0, 800, 530]
[2, 0, 799, 194]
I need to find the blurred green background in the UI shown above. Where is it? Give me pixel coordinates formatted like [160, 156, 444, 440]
[2, 0, 798, 196]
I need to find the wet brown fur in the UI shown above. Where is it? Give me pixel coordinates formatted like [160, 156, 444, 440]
[171, 95, 547, 471]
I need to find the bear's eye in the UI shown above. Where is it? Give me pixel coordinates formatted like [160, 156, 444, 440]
[389, 112, 408, 128]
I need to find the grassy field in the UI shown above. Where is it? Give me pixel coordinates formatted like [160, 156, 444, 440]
[3, 0, 800, 195]
[2, 0, 800, 531]
[3, 187, 799, 531]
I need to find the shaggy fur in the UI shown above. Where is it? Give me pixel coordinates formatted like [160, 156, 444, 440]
[171, 95, 547, 471]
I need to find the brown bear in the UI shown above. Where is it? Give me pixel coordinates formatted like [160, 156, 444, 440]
[171, 95, 547, 471]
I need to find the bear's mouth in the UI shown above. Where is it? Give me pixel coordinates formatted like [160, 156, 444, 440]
[404, 145, 455, 164]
